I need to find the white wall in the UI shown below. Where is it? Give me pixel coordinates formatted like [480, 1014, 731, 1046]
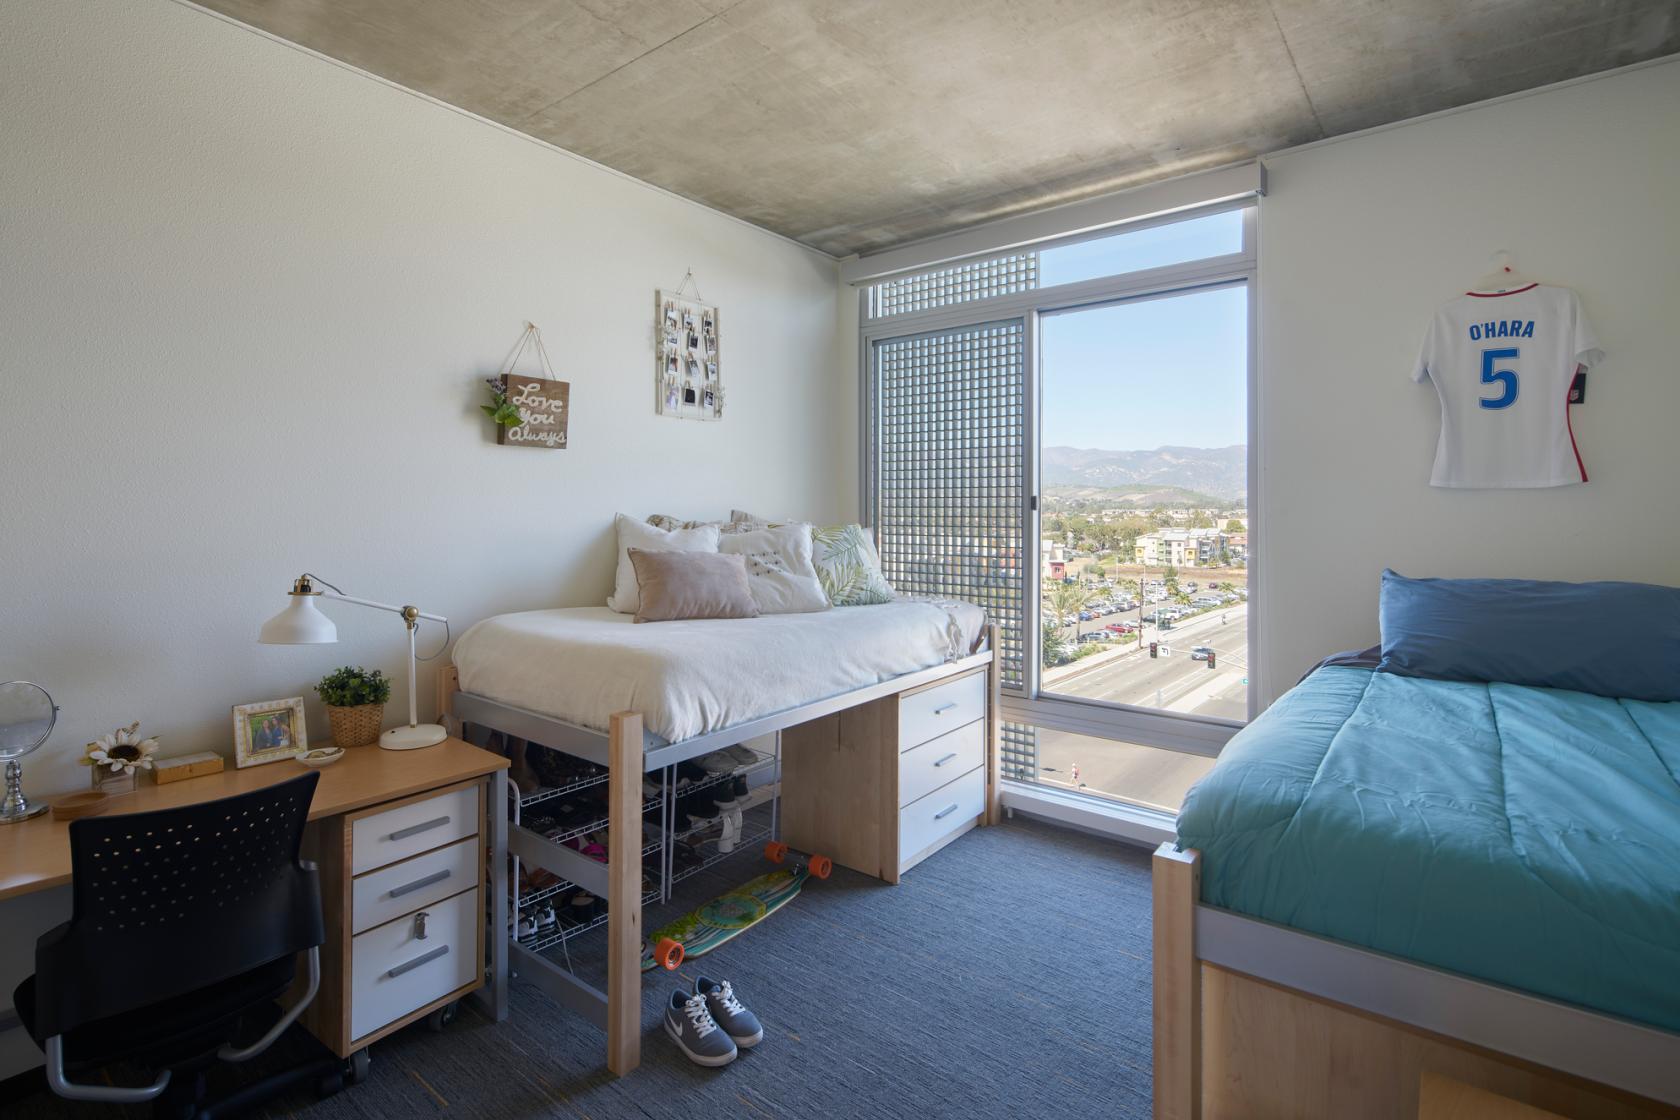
[1254, 58, 1680, 700]
[0, 0, 845, 799]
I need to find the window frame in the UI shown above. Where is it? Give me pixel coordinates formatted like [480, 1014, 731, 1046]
[858, 200, 1259, 762]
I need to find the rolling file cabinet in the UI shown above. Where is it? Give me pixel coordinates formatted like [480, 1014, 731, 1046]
[301, 776, 491, 1057]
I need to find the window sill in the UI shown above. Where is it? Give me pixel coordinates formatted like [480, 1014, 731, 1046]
[999, 779, 1176, 849]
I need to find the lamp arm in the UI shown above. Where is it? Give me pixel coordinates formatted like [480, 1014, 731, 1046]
[296, 574, 446, 623]
[320, 591, 447, 624]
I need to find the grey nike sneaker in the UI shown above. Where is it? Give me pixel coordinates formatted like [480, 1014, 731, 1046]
[696, 977, 763, 1048]
[723, 745, 759, 769]
[664, 989, 738, 1067]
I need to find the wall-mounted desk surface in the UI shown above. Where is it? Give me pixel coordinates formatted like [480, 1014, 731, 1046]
[0, 739, 508, 902]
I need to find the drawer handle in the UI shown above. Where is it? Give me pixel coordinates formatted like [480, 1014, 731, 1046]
[387, 944, 449, 979]
[389, 815, 450, 842]
[389, 868, 452, 899]
[933, 752, 959, 768]
[932, 702, 959, 715]
[933, 802, 960, 820]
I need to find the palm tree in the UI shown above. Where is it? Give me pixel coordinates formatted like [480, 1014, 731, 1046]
[1045, 582, 1097, 639]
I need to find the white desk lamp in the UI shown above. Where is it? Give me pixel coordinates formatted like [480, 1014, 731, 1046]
[258, 574, 450, 750]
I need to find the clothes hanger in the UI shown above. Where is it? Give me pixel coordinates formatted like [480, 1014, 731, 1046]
[1469, 250, 1535, 294]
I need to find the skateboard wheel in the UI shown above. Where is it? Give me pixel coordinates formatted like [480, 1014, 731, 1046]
[809, 854, 833, 880]
[654, 938, 684, 970]
[764, 841, 788, 864]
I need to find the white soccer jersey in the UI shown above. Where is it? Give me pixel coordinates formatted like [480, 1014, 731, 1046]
[1412, 284, 1603, 488]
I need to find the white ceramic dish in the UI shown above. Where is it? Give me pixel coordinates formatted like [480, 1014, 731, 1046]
[297, 747, 346, 768]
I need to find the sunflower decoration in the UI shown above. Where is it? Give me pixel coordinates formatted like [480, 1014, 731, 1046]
[80, 721, 160, 775]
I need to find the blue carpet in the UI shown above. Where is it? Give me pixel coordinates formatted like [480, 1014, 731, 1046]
[14, 816, 1154, 1119]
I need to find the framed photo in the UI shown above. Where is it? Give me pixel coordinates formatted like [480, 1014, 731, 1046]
[233, 697, 307, 768]
[655, 288, 721, 421]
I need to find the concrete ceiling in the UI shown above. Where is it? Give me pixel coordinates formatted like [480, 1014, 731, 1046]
[200, 0, 1678, 257]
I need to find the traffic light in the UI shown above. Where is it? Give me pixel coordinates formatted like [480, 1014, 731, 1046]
[1149, 641, 1158, 659]
[1207, 650, 1217, 669]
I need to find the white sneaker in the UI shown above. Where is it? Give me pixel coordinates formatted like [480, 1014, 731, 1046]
[718, 812, 738, 854]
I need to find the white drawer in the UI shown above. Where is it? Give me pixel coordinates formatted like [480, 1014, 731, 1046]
[898, 766, 984, 867]
[898, 671, 986, 751]
[350, 886, 478, 1042]
[898, 719, 984, 809]
[351, 785, 478, 875]
[352, 836, 480, 935]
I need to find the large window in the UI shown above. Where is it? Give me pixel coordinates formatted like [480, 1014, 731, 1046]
[861, 204, 1255, 823]
[1039, 284, 1249, 720]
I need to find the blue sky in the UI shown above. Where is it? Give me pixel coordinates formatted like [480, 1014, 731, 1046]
[1039, 213, 1247, 451]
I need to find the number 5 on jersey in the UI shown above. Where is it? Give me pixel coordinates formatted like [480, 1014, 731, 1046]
[1479, 347, 1519, 409]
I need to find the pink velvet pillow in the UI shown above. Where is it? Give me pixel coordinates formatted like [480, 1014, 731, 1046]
[628, 548, 760, 623]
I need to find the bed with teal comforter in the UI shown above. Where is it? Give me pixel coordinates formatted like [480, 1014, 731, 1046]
[1176, 665, 1680, 1032]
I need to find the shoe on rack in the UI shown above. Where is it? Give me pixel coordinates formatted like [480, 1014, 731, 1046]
[664, 990, 738, 1068]
[677, 795, 721, 829]
[533, 904, 558, 932]
[723, 745, 759, 769]
[567, 892, 601, 925]
[697, 750, 737, 776]
[514, 914, 539, 940]
[717, 812, 737, 854]
[713, 777, 750, 809]
[643, 776, 663, 800]
[695, 977, 763, 1049]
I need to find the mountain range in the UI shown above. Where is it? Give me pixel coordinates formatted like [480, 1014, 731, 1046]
[1041, 444, 1246, 501]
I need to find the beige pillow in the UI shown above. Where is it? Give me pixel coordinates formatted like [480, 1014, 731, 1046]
[607, 513, 720, 614]
[629, 549, 760, 624]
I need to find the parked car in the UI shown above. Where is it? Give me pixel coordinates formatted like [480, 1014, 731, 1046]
[1191, 646, 1214, 661]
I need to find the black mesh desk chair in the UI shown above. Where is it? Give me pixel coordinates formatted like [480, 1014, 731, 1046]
[13, 772, 353, 1117]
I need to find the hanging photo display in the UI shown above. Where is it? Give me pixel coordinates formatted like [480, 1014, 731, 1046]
[656, 287, 722, 421]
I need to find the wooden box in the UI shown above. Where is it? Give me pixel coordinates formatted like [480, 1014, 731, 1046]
[153, 751, 225, 785]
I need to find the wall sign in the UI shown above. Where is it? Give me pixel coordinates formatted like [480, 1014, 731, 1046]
[500, 375, 569, 448]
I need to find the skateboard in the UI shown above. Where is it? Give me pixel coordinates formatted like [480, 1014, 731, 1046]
[642, 843, 832, 971]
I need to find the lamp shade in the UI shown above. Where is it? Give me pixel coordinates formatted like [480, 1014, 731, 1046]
[258, 594, 338, 644]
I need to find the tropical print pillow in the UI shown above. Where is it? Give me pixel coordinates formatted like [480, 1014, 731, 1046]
[812, 523, 894, 606]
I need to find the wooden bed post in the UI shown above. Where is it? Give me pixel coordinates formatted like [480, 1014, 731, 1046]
[1153, 843, 1201, 1120]
[984, 623, 1003, 826]
[607, 711, 644, 1076]
[436, 664, 460, 737]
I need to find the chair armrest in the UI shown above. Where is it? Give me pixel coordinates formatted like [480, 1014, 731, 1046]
[218, 946, 320, 1063]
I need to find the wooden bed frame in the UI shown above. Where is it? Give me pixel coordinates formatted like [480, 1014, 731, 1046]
[1153, 844, 1680, 1119]
[438, 627, 1002, 1077]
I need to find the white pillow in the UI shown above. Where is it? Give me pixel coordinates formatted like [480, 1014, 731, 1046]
[717, 523, 830, 614]
[607, 514, 720, 615]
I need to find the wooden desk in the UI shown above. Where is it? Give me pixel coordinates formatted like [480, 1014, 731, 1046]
[0, 739, 510, 1061]
[0, 739, 506, 901]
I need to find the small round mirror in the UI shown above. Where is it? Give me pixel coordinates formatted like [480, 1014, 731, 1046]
[0, 681, 56, 761]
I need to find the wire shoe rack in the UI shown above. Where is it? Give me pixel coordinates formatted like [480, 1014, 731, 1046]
[495, 734, 787, 974]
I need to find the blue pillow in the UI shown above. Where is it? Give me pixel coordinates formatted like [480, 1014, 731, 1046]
[1377, 569, 1680, 702]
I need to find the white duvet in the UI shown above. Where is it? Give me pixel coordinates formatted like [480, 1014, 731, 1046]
[453, 599, 987, 744]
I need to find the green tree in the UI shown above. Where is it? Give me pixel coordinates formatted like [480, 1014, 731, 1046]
[1224, 519, 1245, 533]
[1040, 619, 1070, 667]
[1045, 582, 1096, 629]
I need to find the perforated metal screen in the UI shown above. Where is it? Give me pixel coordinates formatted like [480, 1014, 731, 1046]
[870, 321, 1026, 688]
[867, 254, 1039, 320]
[1000, 721, 1038, 781]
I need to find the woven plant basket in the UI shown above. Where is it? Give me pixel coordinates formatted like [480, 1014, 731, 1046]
[326, 703, 385, 749]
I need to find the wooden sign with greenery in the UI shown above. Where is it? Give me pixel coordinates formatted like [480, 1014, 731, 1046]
[498, 375, 569, 449]
[484, 322, 568, 449]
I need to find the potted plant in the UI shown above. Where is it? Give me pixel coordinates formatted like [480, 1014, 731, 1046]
[315, 666, 392, 749]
